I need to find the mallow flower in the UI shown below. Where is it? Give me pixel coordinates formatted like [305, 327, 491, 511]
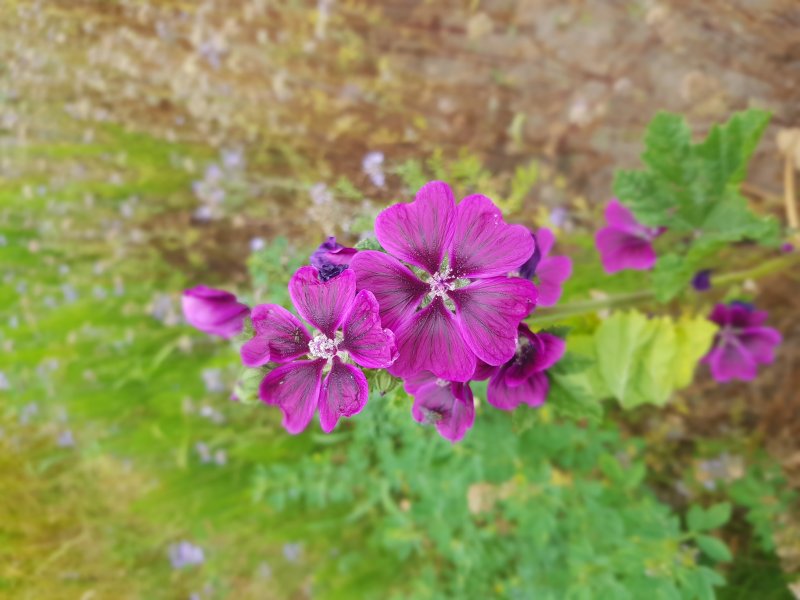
[310, 236, 357, 282]
[475, 325, 565, 410]
[351, 181, 537, 382]
[182, 286, 250, 338]
[243, 267, 397, 433]
[404, 371, 475, 443]
[595, 199, 663, 273]
[519, 227, 572, 307]
[702, 302, 781, 383]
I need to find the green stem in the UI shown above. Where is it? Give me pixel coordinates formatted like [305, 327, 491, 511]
[532, 253, 799, 325]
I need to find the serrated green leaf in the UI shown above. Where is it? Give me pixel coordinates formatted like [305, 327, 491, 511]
[652, 254, 694, 302]
[696, 535, 732, 562]
[672, 316, 718, 389]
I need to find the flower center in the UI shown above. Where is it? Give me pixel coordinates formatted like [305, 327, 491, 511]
[308, 333, 339, 360]
[427, 271, 455, 300]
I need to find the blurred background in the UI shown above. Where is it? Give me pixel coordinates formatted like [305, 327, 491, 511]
[1, 1, 799, 598]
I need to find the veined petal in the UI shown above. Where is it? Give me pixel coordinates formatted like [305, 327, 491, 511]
[259, 360, 325, 434]
[350, 251, 428, 332]
[241, 304, 311, 367]
[402, 370, 438, 394]
[488, 370, 549, 411]
[390, 297, 476, 382]
[703, 340, 757, 383]
[595, 227, 657, 273]
[535, 255, 572, 307]
[289, 266, 355, 337]
[471, 360, 497, 381]
[451, 277, 537, 366]
[449, 195, 535, 278]
[374, 180, 456, 274]
[182, 285, 250, 339]
[318, 358, 369, 433]
[340, 290, 398, 368]
[411, 381, 474, 443]
[739, 327, 781, 365]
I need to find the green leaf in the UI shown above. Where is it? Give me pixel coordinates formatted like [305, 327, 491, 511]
[354, 237, 384, 251]
[652, 254, 695, 302]
[696, 535, 733, 562]
[688, 502, 732, 532]
[671, 316, 718, 389]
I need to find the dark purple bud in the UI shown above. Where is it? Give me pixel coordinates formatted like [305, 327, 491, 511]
[691, 270, 712, 292]
[518, 231, 542, 279]
[310, 236, 357, 281]
[729, 300, 754, 312]
[182, 286, 250, 338]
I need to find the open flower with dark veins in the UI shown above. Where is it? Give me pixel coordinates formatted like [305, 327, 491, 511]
[404, 371, 475, 443]
[476, 325, 566, 410]
[242, 267, 397, 434]
[702, 302, 781, 383]
[595, 199, 663, 273]
[350, 181, 538, 382]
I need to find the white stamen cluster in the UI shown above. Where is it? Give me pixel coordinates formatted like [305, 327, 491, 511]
[308, 333, 339, 360]
[427, 270, 455, 300]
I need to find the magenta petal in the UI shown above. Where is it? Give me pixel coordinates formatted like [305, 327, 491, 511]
[472, 360, 498, 381]
[350, 251, 428, 332]
[411, 381, 474, 443]
[182, 285, 250, 339]
[535, 227, 556, 257]
[403, 370, 438, 395]
[340, 290, 399, 368]
[449, 195, 535, 278]
[450, 277, 537, 366]
[374, 181, 456, 274]
[704, 341, 758, 383]
[595, 227, 657, 273]
[241, 304, 312, 367]
[289, 266, 355, 337]
[318, 358, 369, 433]
[259, 360, 325, 434]
[605, 199, 643, 233]
[488, 370, 549, 411]
[739, 327, 781, 365]
[535, 255, 572, 307]
[390, 297, 476, 382]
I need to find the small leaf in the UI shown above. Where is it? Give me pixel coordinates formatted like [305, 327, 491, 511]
[697, 535, 733, 562]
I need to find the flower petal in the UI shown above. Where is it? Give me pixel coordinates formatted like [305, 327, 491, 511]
[488, 370, 549, 411]
[535, 255, 572, 307]
[739, 327, 781, 365]
[411, 381, 474, 443]
[604, 199, 644, 234]
[289, 266, 355, 337]
[595, 227, 657, 273]
[318, 358, 369, 433]
[340, 290, 398, 368]
[374, 180, 456, 274]
[259, 360, 325, 434]
[472, 360, 497, 381]
[241, 304, 311, 367]
[703, 340, 757, 383]
[182, 285, 250, 339]
[449, 194, 535, 278]
[535, 227, 556, 258]
[502, 328, 565, 387]
[390, 297, 476, 382]
[403, 370, 438, 394]
[350, 250, 428, 332]
[450, 277, 538, 366]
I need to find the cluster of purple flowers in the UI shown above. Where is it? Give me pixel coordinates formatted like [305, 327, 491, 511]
[594, 198, 783, 383]
[182, 181, 573, 441]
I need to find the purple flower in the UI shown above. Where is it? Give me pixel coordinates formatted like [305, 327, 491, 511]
[519, 228, 572, 307]
[351, 181, 537, 383]
[702, 302, 781, 383]
[692, 269, 712, 292]
[244, 267, 397, 433]
[182, 286, 250, 339]
[310, 236, 358, 282]
[476, 326, 565, 410]
[595, 199, 663, 273]
[404, 371, 475, 443]
[168, 541, 205, 569]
